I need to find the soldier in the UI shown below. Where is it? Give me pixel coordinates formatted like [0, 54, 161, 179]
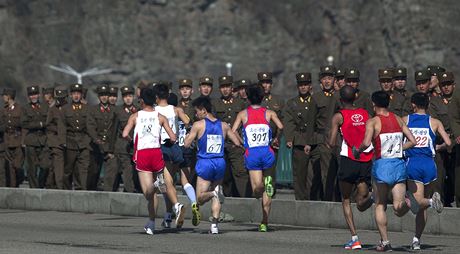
[108, 86, 119, 106]
[334, 68, 346, 91]
[61, 84, 94, 190]
[378, 68, 410, 116]
[392, 67, 411, 100]
[447, 72, 460, 207]
[212, 75, 249, 197]
[87, 84, 118, 191]
[308, 66, 341, 201]
[113, 85, 138, 192]
[22, 85, 49, 188]
[414, 70, 451, 200]
[0, 106, 6, 187]
[3, 88, 24, 187]
[344, 68, 373, 114]
[235, 79, 250, 104]
[258, 72, 284, 195]
[284, 72, 317, 200]
[427, 65, 446, 97]
[42, 87, 55, 106]
[45, 88, 68, 189]
[198, 76, 213, 97]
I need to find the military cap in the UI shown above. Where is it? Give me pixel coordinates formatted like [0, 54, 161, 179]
[257, 72, 273, 82]
[218, 75, 233, 86]
[199, 76, 213, 86]
[96, 84, 109, 95]
[179, 79, 193, 88]
[392, 67, 407, 79]
[26, 85, 40, 95]
[296, 72, 312, 84]
[427, 65, 446, 76]
[69, 83, 83, 92]
[42, 87, 55, 95]
[120, 85, 135, 95]
[344, 68, 360, 80]
[439, 72, 455, 84]
[109, 86, 119, 96]
[335, 68, 345, 79]
[234, 79, 251, 89]
[55, 88, 68, 98]
[2, 88, 16, 97]
[319, 65, 336, 77]
[378, 68, 393, 80]
[414, 70, 431, 82]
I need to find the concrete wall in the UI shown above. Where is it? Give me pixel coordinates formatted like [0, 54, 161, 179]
[1, 188, 459, 235]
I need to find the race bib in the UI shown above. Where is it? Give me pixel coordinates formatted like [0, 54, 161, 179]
[410, 128, 430, 148]
[246, 124, 270, 148]
[178, 121, 187, 147]
[380, 132, 403, 158]
[206, 134, 222, 154]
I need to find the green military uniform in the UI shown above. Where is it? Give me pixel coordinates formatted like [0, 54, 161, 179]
[392, 67, 412, 101]
[3, 88, 24, 187]
[213, 75, 250, 197]
[234, 79, 251, 106]
[22, 86, 50, 188]
[113, 86, 138, 192]
[0, 107, 6, 187]
[378, 68, 410, 117]
[283, 73, 317, 200]
[87, 85, 118, 191]
[259, 72, 285, 193]
[61, 84, 94, 190]
[309, 66, 341, 201]
[45, 89, 68, 189]
[343, 69, 373, 115]
[109, 86, 119, 106]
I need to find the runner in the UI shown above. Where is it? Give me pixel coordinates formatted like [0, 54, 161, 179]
[328, 85, 374, 249]
[154, 83, 193, 229]
[403, 92, 449, 250]
[122, 87, 177, 235]
[356, 90, 419, 251]
[231, 83, 283, 232]
[184, 96, 241, 234]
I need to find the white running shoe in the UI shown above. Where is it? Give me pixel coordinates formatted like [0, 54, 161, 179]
[432, 192, 444, 213]
[213, 185, 225, 204]
[174, 203, 186, 228]
[153, 173, 167, 193]
[210, 223, 219, 234]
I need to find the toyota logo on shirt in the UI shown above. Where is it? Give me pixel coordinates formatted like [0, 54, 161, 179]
[351, 114, 365, 126]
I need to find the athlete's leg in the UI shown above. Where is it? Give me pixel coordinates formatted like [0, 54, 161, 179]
[138, 171, 157, 221]
[339, 181, 357, 236]
[392, 182, 410, 217]
[374, 182, 389, 242]
[355, 181, 373, 212]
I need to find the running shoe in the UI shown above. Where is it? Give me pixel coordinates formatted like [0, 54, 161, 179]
[431, 192, 444, 213]
[376, 241, 392, 252]
[213, 185, 225, 204]
[153, 173, 167, 193]
[144, 221, 154, 235]
[405, 191, 420, 215]
[259, 223, 268, 232]
[411, 240, 421, 250]
[161, 219, 172, 228]
[191, 202, 201, 226]
[344, 239, 362, 250]
[210, 224, 219, 234]
[175, 203, 186, 228]
[264, 176, 274, 198]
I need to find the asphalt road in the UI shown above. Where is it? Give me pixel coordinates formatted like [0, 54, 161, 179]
[0, 209, 459, 254]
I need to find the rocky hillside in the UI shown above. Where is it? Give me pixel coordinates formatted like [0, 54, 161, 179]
[0, 0, 458, 100]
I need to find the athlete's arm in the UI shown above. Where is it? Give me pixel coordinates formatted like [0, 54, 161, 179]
[122, 113, 137, 140]
[224, 123, 242, 147]
[397, 116, 416, 150]
[328, 112, 343, 148]
[432, 118, 452, 147]
[358, 118, 375, 153]
[184, 121, 200, 148]
[159, 114, 177, 143]
[231, 111, 244, 133]
[175, 107, 190, 125]
[268, 109, 284, 138]
[402, 115, 408, 125]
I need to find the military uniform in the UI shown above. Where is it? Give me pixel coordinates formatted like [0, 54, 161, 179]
[0, 107, 6, 187]
[3, 88, 24, 187]
[61, 84, 94, 190]
[379, 68, 410, 116]
[87, 85, 118, 191]
[343, 69, 373, 115]
[113, 86, 138, 192]
[234, 79, 251, 106]
[45, 89, 68, 189]
[283, 73, 317, 200]
[108, 86, 119, 106]
[392, 67, 411, 101]
[213, 75, 250, 197]
[22, 86, 50, 188]
[259, 72, 285, 193]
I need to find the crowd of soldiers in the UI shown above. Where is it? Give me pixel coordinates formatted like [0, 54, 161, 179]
[0, 65, 458, 207]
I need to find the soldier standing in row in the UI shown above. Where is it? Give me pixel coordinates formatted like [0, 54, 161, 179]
[213, 75, 249, 197]
[334, 68, 346, 91]
[284, 73, 317, 200]
[344, 69, 373, 115]
[87, 85, 118, 191]
[198, 76, 213, 98]
[3, 88, 24, 187]
[258, 72, 284, 196]
[45, 88, 68, 189]
[22, 85, 49, 188]
[42, 87, 55, 106]
[378, 68, 409, 117]
[234, 79, 250, 104]
[427, 65, 446, 97]
[447, 72, 460, 207]
[62, 84, 93, 190]
[392, 67, 411, 100]
[109, 86, 119, 106]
